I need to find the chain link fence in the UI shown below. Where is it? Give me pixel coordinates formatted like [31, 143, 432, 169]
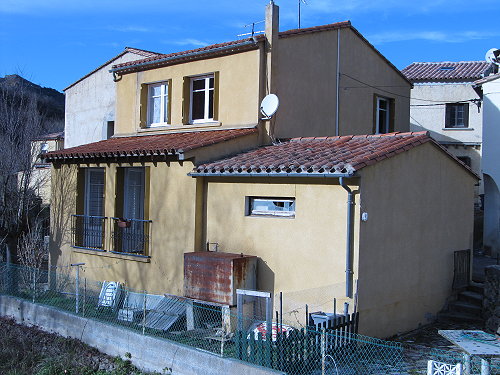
[0, 261, 498, 375]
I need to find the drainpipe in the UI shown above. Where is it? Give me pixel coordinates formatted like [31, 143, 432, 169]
[339, 177, 354, 298]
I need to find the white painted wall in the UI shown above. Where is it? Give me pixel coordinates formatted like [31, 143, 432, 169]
[410, 83, 483, 201]
[481, 76, 500, 256]
[64, 52, 148, 148]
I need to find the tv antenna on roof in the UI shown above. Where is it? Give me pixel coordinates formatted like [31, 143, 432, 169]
[485, 48, 500, 65]
[298, 0, 308, 29]
[237, 20, 265, 39]
[260, 94, 280, 119]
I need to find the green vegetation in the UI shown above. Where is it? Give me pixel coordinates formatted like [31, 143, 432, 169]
[0, 318, 157, 375]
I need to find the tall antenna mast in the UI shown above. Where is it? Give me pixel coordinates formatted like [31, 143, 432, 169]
[298, 0, 307, 29]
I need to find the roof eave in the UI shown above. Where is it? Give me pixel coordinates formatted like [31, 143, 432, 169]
[188, 172, 356, 178]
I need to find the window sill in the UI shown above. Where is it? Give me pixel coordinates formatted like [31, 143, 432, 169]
[138, 121, 222, 133]
[247, 215, 295, 219]
[72, 247, 151, 263]
[442, 127, 474, 131]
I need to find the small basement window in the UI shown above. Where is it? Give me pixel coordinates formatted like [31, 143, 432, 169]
[247, 197, 296, 218]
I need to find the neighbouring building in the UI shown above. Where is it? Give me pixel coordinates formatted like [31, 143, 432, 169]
[46, 2, 475, 338]
[402, 61, 494, 207]
[64, 47, 161, 148]
[473, 72, 500, 257]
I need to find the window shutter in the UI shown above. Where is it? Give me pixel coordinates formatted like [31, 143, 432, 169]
[389, 99, 395, 133]
[139, 84, 148, 128]
[463, 103, 469, 128]
[213, 71, 220, 121]
[115, 168, 125, 218]
[167, 79, 172, 124]
[445, 104, 451, 128]
[76, 169, 86, 215]
[182, 77, 191, 124]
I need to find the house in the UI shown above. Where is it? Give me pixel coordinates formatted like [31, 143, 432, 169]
[473, 72, 500, 257]
[402, 61, 494, 207]
[46, 2, 474, 338]
[64, 47, 161, 148]
[28, 132, 65, 206]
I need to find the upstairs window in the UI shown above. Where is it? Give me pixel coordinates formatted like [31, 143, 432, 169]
[445, 103, 469, 128]
[375, 96, 394, 134]
[190, 74, 214, 123]
[247, 197, 296, 218]
[147, 81, 170, 127]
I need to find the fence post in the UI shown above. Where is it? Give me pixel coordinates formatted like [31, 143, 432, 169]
[83, 278, 86, 317]
[71, 263, 85, 314]
[142, 290, 147, 335]
[321, 328, 326, 375]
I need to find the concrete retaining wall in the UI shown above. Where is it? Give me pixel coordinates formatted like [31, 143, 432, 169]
[484, 265, 500, 333]
[0, 295, 284, 375]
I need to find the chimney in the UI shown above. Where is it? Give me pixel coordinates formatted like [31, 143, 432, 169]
[265, 1, 279, 94]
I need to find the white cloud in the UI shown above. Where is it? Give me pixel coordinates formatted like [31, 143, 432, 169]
[167, 38, 210, 47]
[106, 26, 152, 33]
[368, 30, 500, 44]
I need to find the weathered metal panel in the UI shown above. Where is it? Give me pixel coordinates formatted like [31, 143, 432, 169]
[184, 252, 257, 305]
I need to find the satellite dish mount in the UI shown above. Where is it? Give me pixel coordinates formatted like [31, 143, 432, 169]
[485, 48, 500, 65]
[260, 94, 279, 120]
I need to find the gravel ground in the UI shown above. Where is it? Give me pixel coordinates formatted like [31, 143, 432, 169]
[0, 317, 156, 375]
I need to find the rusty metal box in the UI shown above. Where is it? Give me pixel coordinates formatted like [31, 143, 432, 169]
[184, 251, 257, 306]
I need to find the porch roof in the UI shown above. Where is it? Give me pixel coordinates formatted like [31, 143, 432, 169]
[43, 128, 257, 162]
[191, 131, 477, 178]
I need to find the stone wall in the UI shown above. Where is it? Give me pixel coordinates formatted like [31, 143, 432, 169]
[484, 265, 500, 333]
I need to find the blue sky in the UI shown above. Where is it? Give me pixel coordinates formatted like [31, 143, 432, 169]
[0, 0, 498, 92]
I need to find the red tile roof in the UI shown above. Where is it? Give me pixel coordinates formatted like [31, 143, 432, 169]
[111, 21, 353, 74]
[44, 128, 257, 162]
[193, 132, 455, 176]
[402, 61, 492, 82]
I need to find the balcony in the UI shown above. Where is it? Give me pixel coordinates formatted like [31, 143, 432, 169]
[71, 215, 106, 250]
[111, 217, 152, 256]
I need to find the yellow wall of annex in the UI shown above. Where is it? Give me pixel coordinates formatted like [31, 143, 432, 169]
[115, 50, 261, 135]
[50, 160, 200, 295]
[204, 178, 360, 321]
[356, 142, 476, 338]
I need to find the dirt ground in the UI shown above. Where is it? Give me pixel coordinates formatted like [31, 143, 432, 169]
[0, 317, 155, 375]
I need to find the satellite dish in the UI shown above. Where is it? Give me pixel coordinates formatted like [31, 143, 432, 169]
[260, 94, 279, 119]
[485, 48, 500, 65]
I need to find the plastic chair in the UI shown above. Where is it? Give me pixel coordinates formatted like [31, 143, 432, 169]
[427, 360, 462, 375]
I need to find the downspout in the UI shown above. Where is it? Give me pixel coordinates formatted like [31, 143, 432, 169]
[335, 28, 340, 136]
[339, 177, 354, 298]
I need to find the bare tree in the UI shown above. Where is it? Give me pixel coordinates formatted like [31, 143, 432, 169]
[0, 77, 59, 265]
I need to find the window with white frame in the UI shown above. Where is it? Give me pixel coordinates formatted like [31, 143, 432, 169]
[247, 197, 296, 218]
[445, 103, 469, 128]
[147, 82, 170, 126]
[376, 96, 391, 134]
[190, 74, 214, 123]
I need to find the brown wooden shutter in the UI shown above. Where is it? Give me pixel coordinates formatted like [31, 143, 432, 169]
[76, 168, 86, 215]
[213, 71, 220, 121]
[115, 168, 125, 218]
[139, 84, 148, 128]
[182, 77, 191, 124]
[167, 79, 172, 124]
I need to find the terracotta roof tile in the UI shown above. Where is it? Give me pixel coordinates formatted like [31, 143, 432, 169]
[44, 128, 257, 162]
[402, 61, 492, 82]
[193, 132, 433, 176]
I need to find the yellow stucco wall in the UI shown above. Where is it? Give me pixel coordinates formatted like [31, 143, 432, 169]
[50, 160, 200, 295]
[115, 50, 261, 136]
[203, 177, 360, 322]
[357, 142, 476, 338]
[339, 30, 410, 135]
[273, 28, 411, 138]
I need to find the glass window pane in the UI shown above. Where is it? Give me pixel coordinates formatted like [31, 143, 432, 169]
[192, 91, 205, 120]
[208, 90, 214, 119]
[152, 97, 161, 123]
[151, 85, 161, 97]
[209, 77, 214, 89]
[163, 93, 169, 123]
[378, 110, 387, 133]
[192, 79, 205, 91]
[378, 99, 388, 110]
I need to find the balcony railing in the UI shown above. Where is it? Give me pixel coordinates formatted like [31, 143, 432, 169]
[71, 215, 107, 250]
[111, 217, 152, 256]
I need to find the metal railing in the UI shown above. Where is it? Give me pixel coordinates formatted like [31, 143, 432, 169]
[110, 217, 151, 256]
[71, 215, 106, 250]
